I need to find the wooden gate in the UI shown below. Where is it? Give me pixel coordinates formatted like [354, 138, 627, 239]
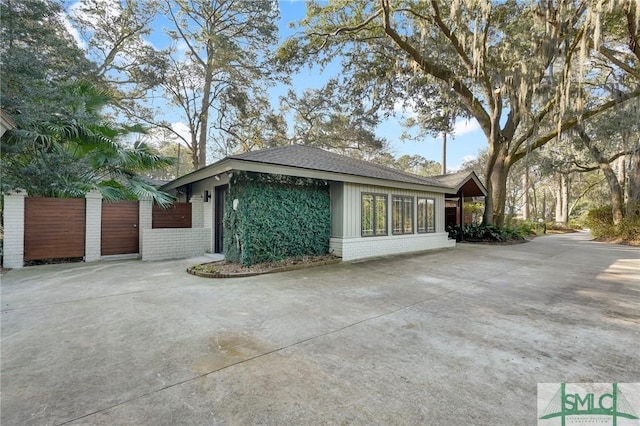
[24, 198, 86, 260]
[101, 201, 139, 255]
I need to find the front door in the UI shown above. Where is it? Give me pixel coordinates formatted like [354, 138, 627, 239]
[214, 185, 227, 253]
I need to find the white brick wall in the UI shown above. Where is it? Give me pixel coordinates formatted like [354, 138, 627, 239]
[190, 196, 204, 228]
[138, 199, 153, 255]
[141, 228, 211, 261]
[330, 232, 455, 261]
[2, 191, 27, 268]
[84, 191, 102, 262]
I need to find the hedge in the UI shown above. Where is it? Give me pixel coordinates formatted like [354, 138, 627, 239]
[223, 172, 331, 266]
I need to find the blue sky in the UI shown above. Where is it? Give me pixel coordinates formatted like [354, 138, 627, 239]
[66, 0, 487, 170]
[276, 1, 486, 170]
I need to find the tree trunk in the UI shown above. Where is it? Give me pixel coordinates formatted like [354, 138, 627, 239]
[601, 163, 625, 224]
[484, 146, 509, 227]
[627, 149, 640, 217]
[561, 173, 569, 224]
[576, 125, 624, 224]
[441, 131, 447, 175]
[617, 156, 626, 199]
[531, 178, 538, 219]
[197, 75, 212, 169]
[555, 175, 563, 223]
[522, 169, 530, 221]
[190, 133, 199, 170]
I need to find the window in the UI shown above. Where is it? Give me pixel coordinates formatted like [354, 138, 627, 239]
[361, 193, 387, 236]
[417, 198, 435, 233]
[392, 196, 413, 234]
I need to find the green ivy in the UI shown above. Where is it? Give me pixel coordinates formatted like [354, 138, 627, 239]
[224, 172, 330, 266]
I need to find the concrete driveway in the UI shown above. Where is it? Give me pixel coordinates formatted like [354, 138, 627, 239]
[1, 231, 639, 425]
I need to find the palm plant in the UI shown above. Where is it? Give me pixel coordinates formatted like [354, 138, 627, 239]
[1, 82, 175, 207]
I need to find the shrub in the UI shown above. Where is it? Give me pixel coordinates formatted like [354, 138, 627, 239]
[224, 172, 331, 266]
[586, 204, 640, 243]
[586, 205, 615, 239]
[449, 223, 527, 242]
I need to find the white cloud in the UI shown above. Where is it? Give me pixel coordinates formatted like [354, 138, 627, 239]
[60, 8, 86, 50]
[141, 122, 193, 147]
[452, 119, 481, 137]
[393, 99, 418, 118]
[448, 155, 477, 173]
[461, 154, 477, 163]
[170, 122, 192, 143]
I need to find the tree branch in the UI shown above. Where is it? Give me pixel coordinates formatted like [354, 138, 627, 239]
[513, 87, 640, 162]
[379, 0, 492, 137]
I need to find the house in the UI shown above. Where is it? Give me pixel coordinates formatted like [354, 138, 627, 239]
[433, 170, 488, 229]
[161, 145, 487, 263]
[0, 110, 16, 137]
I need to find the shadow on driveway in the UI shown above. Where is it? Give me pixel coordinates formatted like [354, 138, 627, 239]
[1, 231, 638, 425]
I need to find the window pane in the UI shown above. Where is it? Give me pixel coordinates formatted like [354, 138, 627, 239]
[417, 198, 426, 233]
[375, 195, 387, 235]
[392, 197, 402, 233]
[403, 198, 413, 233]
[362, 194, 373, 236]
[427, 198, 435, 232]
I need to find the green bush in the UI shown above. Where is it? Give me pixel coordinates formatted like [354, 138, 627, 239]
[586, 204, 640, 242]
[448, 223, 527, 242]
[617, 216, 640, 241]
[586, 205, 615, 239]
[224, 172, 331, 266]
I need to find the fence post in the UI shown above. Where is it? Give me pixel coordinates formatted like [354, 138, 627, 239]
[84, 190, 103, 262]
[2, 190, 27, 268]
[139, 198, 152, 259]
[190, 196, 204, 228]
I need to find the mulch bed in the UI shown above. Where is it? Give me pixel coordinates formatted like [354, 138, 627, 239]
[187, 254, 341, 278]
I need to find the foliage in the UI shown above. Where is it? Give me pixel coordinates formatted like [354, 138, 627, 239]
[157, 0, 281, 168]
[279, 82, 388, 159]
[278, 1, 640, 226]
[587, 203, 640, 243]
[448, 223, 527, 242]
[224, 172, 331, 266]
[0, 0, 97, 125]
[68, 0, 168, 113]
[1, 82, 175, 206]
[463, 203, 484, 225]
[586, 205, 620, 241]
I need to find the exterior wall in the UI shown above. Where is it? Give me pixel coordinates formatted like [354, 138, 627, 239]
[330, 182, 454, 261]
[84, 191, 103, 262]
[141, 228, 211, 261]
[329, 181, 344, 237]
[187, 175, 230, 253]
[139, 199, 153, 256]
[2, 191, 26, 268]
[330, 233, 454, 261]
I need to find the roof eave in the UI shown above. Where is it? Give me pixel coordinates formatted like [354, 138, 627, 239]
[162, 158, 455, 194]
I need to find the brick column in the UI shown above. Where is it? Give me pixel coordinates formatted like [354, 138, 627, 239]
[84, 190, 103, 262]
[2, 190, 27, 268]
[138, 198, 153, 257]
[190, 196, 204, 228]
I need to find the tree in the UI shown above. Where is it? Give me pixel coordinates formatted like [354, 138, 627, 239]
[393, 154, 441, 176]
[280, 83, 389, 159]
[278, 1, 640, 226]
[156, 0, 280, 169]
[68, 0, 168, 119]
[0, 0, 96, 124]
[1, 82, 175, 206]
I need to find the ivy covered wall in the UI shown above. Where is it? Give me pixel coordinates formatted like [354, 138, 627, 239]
[223, 172, 331, 266]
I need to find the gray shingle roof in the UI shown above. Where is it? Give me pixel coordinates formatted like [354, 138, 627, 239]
[229, 145, 444, 187]
[429, 170, 474, 188]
